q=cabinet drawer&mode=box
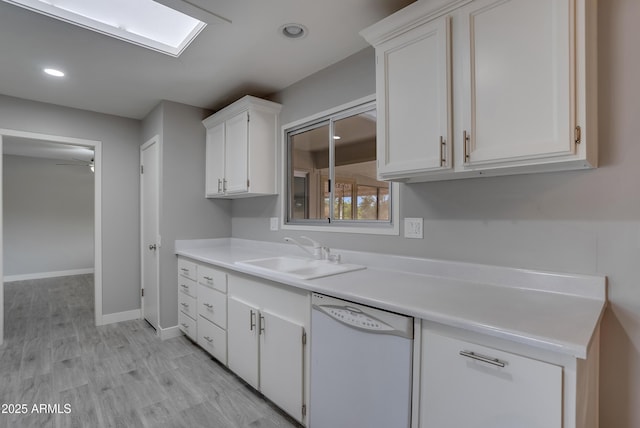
[178,258,197,281]
[420,330,562,428]
[179,311,197,340]
[197,284,227,329]
[198,264,227,293]
[198,315,227,365]
[178,276,197,298]
[179,291,197,320]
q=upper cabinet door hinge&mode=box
[141,288,144,297]
[140,165,144,174]
[302,330,307,346]
[575,125,582,144]
[247,179,250,189]
[247,112,250,123]
[302,404,307,418]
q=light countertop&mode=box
[175,238,606,359]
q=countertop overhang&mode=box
[175,238,606,359]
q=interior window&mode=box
[286,101,392,227]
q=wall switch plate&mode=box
[270,217,279,231]
[404,217,423,239]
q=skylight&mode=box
[3,0,207,56]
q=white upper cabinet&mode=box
[361,0,597,182]
[376,15,451,179]
[202,96,282,197]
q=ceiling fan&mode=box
[56,158,95,172]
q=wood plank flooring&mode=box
[0,275,301,428]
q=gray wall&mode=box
[0,94,140,316]
[142,101,232,328]
[231,0,640,426]
[3,154,94,276]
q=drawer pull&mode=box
[459,350,506,368]
[181,323,189,329]
[203,303,213,309]
[180,284,188,289]
[204,336,213,343]
[204,276,213,281]
[180,303,189,308]
[180,268,189,272]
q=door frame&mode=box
[140,135,161,331]
[0,128,103,345]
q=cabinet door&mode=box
[456,0,573,166]
[227,296,259,389]
[224,111,249,194]
[198,315,227,365]
[205,122,225,196]
[420,330,562,428]
[377,16,451,178]
[259,310,304,422]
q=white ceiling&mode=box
[0,0,414,120]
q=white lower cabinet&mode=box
[227,275,309,424]
[197,315,227,364]
[420,329,562,428]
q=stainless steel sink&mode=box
[235,256,365,280]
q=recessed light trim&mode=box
[43,68,65,77]
[280,23,307,39]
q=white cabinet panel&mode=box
[456,0,573,166]
[197,284,227,329]
[227,296,260,389]
[420,329,562,428]
[178,291,197,320]
[377,16,451,178]
[178,310,197,341]
[205,121,225,196]
[198,264,227,293]
[224,111,249,194]
[178,258,197,281]
[260,310,304,421]
[178,276,197,299]
[198,315,227,365]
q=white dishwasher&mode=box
[310,293,414,428]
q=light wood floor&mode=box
[0,275,301,428]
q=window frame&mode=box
[281,95,400,236]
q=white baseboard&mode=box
[101,309,141,325]
[4,268,94,282]
[159,325,183,341]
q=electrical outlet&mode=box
[404,217,423,239]
[270,217,279,231]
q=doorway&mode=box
[0,129,102,346]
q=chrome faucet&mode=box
[284,236,324,260]
[284,236,341,263]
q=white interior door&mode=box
[141,137,160,330]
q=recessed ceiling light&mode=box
[43,68,65,77]
[280,23,307,39]
[2,0,209,57]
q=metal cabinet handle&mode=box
[180,284,188,289]
[439,136,446,167]
[204,336,213,343]
[250,310,256,331]
[463,130,471,163]
[203,303,213,309]
[181,323,189,329]
[218,178,222,193]
[180,267,189,272]
[180,303,189,308]
[222,178,227,192]
[203,276,213,281]
[149,244,157,251]
[459,350,506,368]
[259,314,265,335]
